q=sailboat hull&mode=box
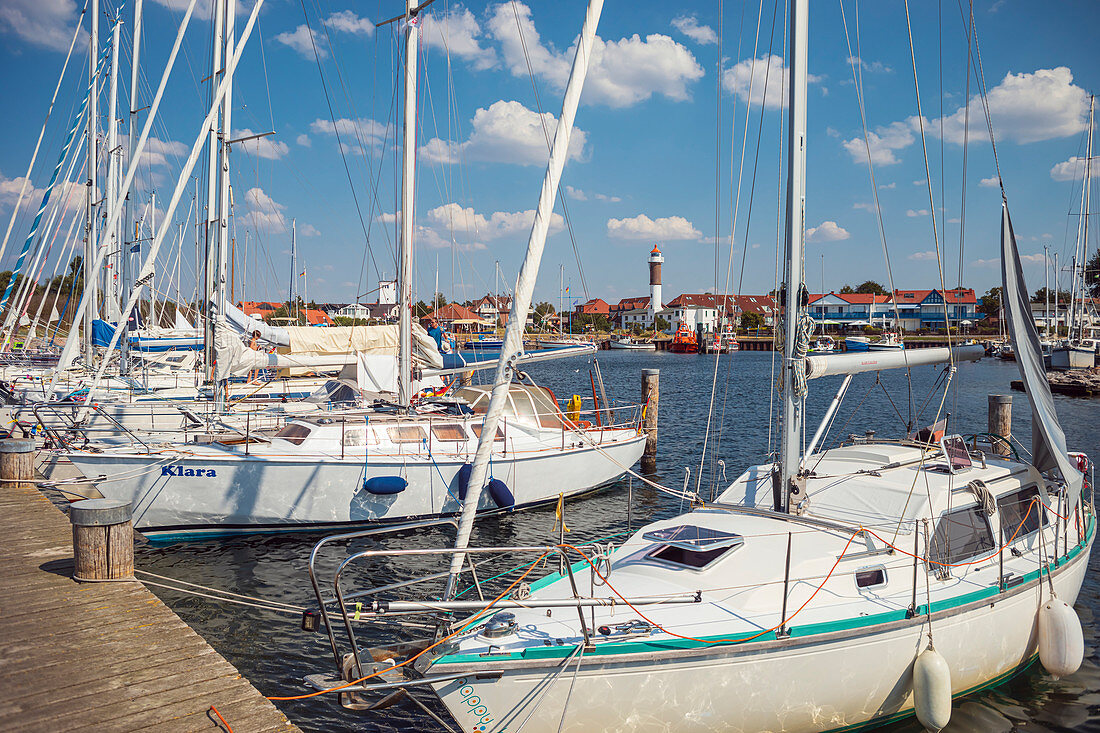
[1050,346,1096,370]
[430,534,1090,733]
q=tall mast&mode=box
[121,0,142,372]
[778,0,809,512]
[1079,96,1093,341]
[214,0,234,408]
[203,0,224,381]
[105,16,122,325]
[83,0,99,367]
[397,0,419,406]
[1044,243,1050,338]
[291,217,297,322]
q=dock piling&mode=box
[70,498,134,580]
[641,368,659,472]
[0,438,35,491]
[988,394,1012,457]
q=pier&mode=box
[0,480,300,733]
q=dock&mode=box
[0,481,300,733]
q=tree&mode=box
[432,292,448,309]
[593,315,611,332]
[1087,250,1100,298]
[855,280,888,296]
[839,284,855,294]
[977,286,1002,317]
[414,300,431,318]
[740,311,765,330]
[1032,287,1068,305]
[654,315,670,332]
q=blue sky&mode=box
[0,0,1097,311]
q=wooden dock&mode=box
[0,482,301,733]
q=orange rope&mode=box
[209,705,233,733]
[266,550,553,701]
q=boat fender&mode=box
[457,463,473,501]
[566,395,582,424]
[1038,598,1084,679]
[487,478,514,509]
[363,476,407,495]
[913,647,951,733]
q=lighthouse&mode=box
[648,245,663,323]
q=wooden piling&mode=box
[0,438,35,491]
[641,369,659,472]
[70,498,134,580]
[988,394,1012,457]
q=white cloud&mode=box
[0,0,87,52]
[671,15,717,45]
[853,202,875,212]
[240,187,316,238]
[595,192,622,203]
[121,135,189,168]
[378,203,559,251]
[842,119,916,165]
[908,251,938,261]
[1050,156,1088,182]
[0,169,85,216]
[233,128,289,160]
[276,11,374,59]
[311,117,391,155]
[421,6,497,71]
[298,223,321,237]
[565,185,587,201]
[296,134,311,147]
[971,258,999,268]
[805,220,850,243]
[879,182,896,190]
[722,54,788,110]
[420,100,586,166]
[845,55,893,74]
[979,176,999,188]
[933,67,1089,144]
[906,209,930,217]
[606,214,702,241]
[488,2,703,108]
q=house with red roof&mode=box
[808,292,892,325]
[573,298,610,316]
[892,288,977,330]
[430,303,492,332]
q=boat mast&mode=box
[290,218,297,321]
[105,15,122,325]
[121,0,141,372]
[397,0,418,406]
[1078,96,1093,342]
[1044,242,1050,338]
[83,0,99,367]
[203,0,224,382]
[214,0,235,408]
[778,0,809,512]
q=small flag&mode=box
[564,286,569,293]
[553,493,569,535]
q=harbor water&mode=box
[133,351,1100,732]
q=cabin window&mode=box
[928,505,996,568]
[274,423,312,445]
[642,526,743,570]
[855,566,887,589]
[997,486,1047,544]
[342,428,367,447]
[471,424,505,442]
[431,424,468,442]
[388,425,427,444]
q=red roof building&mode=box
[574,298,611,316]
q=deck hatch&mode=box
[643,526,744,570]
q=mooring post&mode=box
[70,499,134,581]
[641,368,659,472]
[0,438,35,491]
[988,394,1012,457]
[459,370,473,387]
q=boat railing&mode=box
[303,536,701,701]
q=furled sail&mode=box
[1001,203,1083,509]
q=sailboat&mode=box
[60,0,645,539]
[299,3,1093,731]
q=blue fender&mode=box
[363,476,407,495]
[487,478,514,509]
[456,463,473,500]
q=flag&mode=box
[553,493,569,535]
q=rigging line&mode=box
[0,0,88,271]
[838,0,914,430]
[706,0,780,490]
[957,3,1004,202]
[294,0,381,284]
[955,1,972,293]
[903,0,955,356]
[509,0,590,304]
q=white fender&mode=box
[913,647,952,733]
[1038,598,1084,679]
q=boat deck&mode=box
[0,481,300,732]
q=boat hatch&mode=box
[274,423,312,445]
[642,526,744,570]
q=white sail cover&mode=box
[1001,204,1083,509]
[805,345,984,379]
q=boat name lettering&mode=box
[454,678,501,732]
[161,465,218,478]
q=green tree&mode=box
[1032,287,1068,305]
[432,292,448,310]
[855,280,888,296]
[654,315,670,332]
[977,286,1003,317]
[740,311,765,330]
[533,301,556,319]
[839,284,855,294]
[414,300,432,318]
[593,315,611,332]
[1087,249,1100,298]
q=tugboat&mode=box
[668,323,699,353]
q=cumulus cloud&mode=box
[232,128,289,160]
[671,15,717,45]
[120,135,189,168]
[845,55,892,74]
[377,203,560,251]
[908,251,938,261]
[0,169,86,217]
[906,209,930,217]
[487,2,703,108]
[0,0,87,52]
[240,187,317,237]
[296,134,311,147]
[606,214,702,241]
[310,117,391,155]
[979,176,1000,188]
[842,119,916,165]
[722,54,788,110]
[420,100,586,166]
[805,220,850,243]
[565,185,620,203]
[276,10,373,59]
[421,5,497,71]
[1050,156,1088,182]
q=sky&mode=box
[0,0,1098,313]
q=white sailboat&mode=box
[299,4,1094,731]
